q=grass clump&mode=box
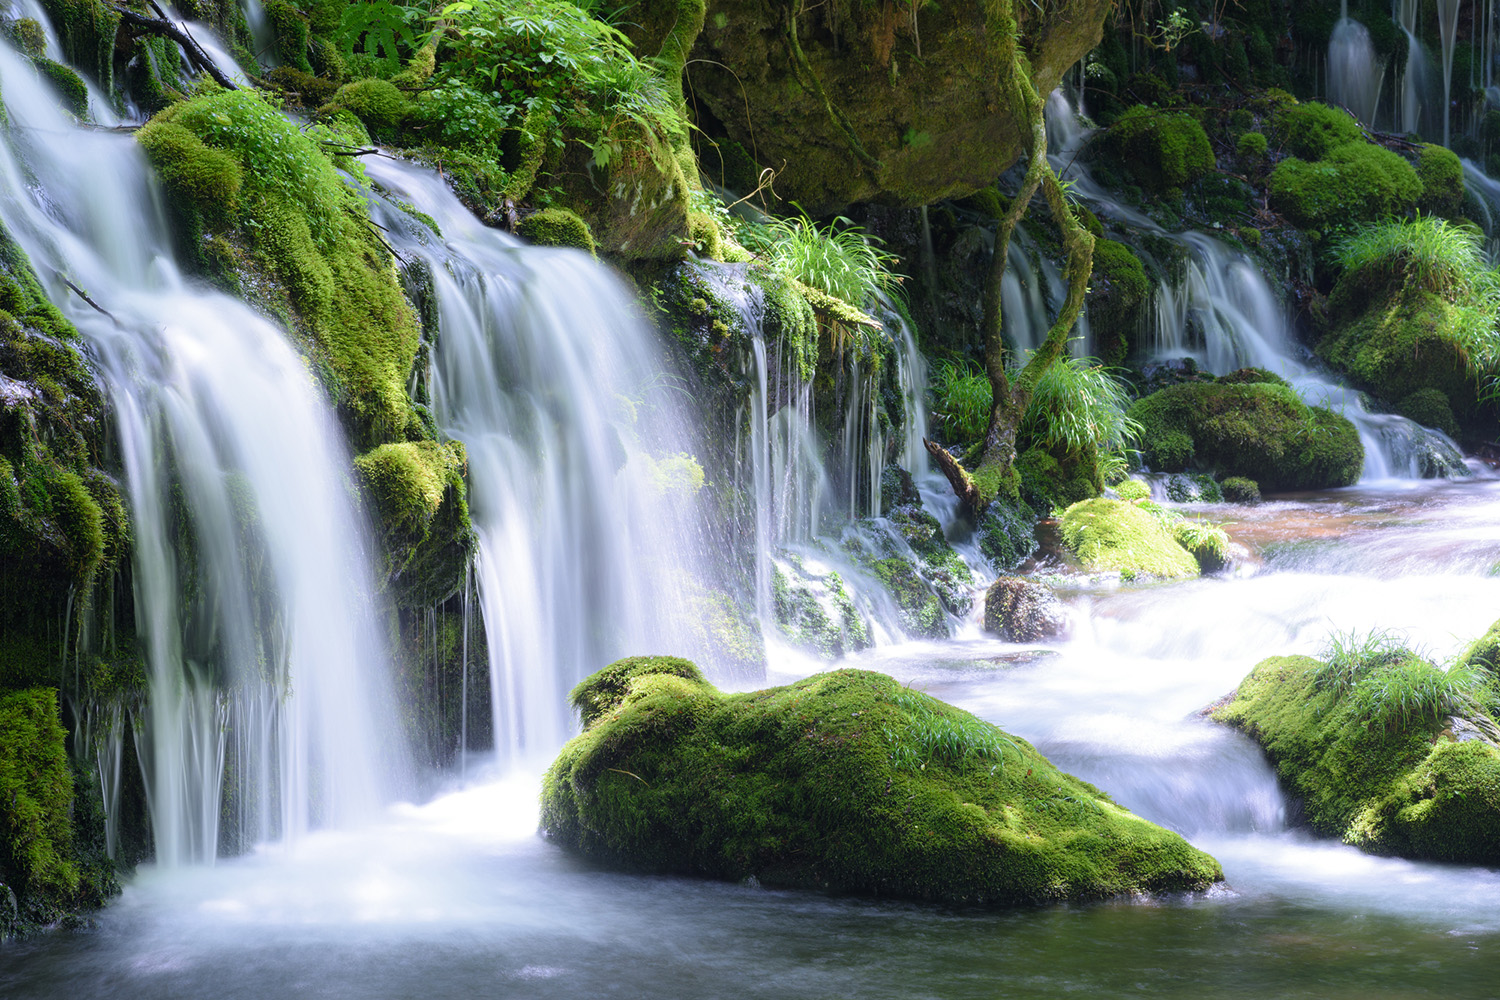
[1216,638,1500,863]
[543,658,1223,904]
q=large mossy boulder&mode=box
[1215,651,1500,864]
[543,657,1223,904]
[1094,106,1214,193]
[1268,141,1422,231]
[353,440,475,605]
[1128,376,1364,491]
[1058,497,1199,579]
[687,0,1112,213]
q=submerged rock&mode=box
[1215,650,1500,864]
[983,577,1067,642]
[542,656,1223,905]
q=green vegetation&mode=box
[1269,142,1423,231]
[1236,131,1268,160]
[1416,145,1464,217]
[982,576,1065,641]
[1272,101,1363,160]
[353,440,475,605]
[138,88,424,448]
[1128,377,1364,491]
[1103,106,1215,192]
[1058,497,1200,579]
[517,207,597,256]
[1220,476,1261,503]
[542,657,1223,904]
[1216,641,1500,863]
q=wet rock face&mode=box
[982,576,1067,642]
[687,0,1112,214]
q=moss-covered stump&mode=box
[1127,377,1363,491]
[354,440,475,606]
[1058,497,1199,580]
[543,657,1223,904]
[1215,654,1500,863]
[687,0,1111,213]
[983,577,1066,642]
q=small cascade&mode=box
[1438,0,1462,146]
[363,160,743,760]
[1328,14,1385,125]
[1046,91,1467,482]
[1396,0,1435,136]
[0,39,399,862]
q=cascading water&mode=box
[1396,0,1435,136]
[362,159,746,758]
[1047,91,1467,482]
[1327,5,1385,125]
[1438,0,1462,146]
[0,39,397,862]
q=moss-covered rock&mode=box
[976,494,1038,572]
[982,576,1066,641]
[516,207,597,256]
[1087,238,1149,363]
[39,0,117,89]
[1058,497,1199,579]
[1220,476,1261,503]
[1395,387,1460,438]
[773,561,869,658]
[1098,106,1215,192]
[687,0,1112,213]
[1016,446,1100,513]
[875,466,974,619]
[32,57,88,117]
[353,440,475,605]
[324,78,409,141]
[1416,144,1464,217]
[542,657,1223,904]
[0,687,119,936]
[1268,141,1423,231]
[1128,381,1364,491]
[1271,101,1363,160]
[1215,653,1500,863]
[137,89,425,450]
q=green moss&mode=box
[1396,387,1460,437]
[0,687,78,902]
[267,66,340,109]
[264,0,311,72]
[543,659,1223,904]
[517,207,597,257]
[1087,239,1148,361]
[1128,382,1363,491]
[1416,144,1464,217]
[5,18,46,58]
[1272,101,1364,160]
[1016,447,1098,513]
[1318,290,1478,412]
[32,58,87,117]
[1236,130,1268,160]
[354,440,475,605]
[976,494,1037,571]
[1220,476,1261,503]
[1058,497,1199,579]
[1102,106,1215,193]
[773,563,867,659]
[326,78,409,142]
[38,0,117,89]
[1216,654,1500,863]
[869,556,949,638]
[138,89,424,448]
[1268,142,1422,231]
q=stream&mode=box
[6,479,1500,997]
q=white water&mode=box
[1438,0,1462,146]
[363,159,747,761]
[1396,0,1436,136]
[1047,92,1466,482]
[0,39,397,862]
[1328,16,1385,125]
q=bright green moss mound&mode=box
[1128,381,1363,491]
[1220,476,1261,503]
[1416,144,1464,217]
[1058,497,1199,579]
[1105,106,1215,192]
[33,58,88,117]
[516,207,597,256]
[1215,655,1500,863]
[1269,142,1422,230]
[1272,101,1363,160]
[543,658,1223,904]
[326,78,409,142]
[354,440,474,605]
[1318,290,1478,408]
[137,89,423,448]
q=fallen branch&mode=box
[924,438,983,512]
[54,271,121,326]
[108,4,240,91]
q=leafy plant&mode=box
[1314,626,1417,696]
[748,214,902,309]
[928,358,992,443]
[338,0,425,72]
[1017,354,1141,458]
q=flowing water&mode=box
[0,39,399,859]
[6,480,1500,997]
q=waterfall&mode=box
[0,40,399,863]
[1438,0,1462,145]
[1045,92,1466,482]
[1328,16,1385,125]
[1396,0,1434,136]
[362,160,749,759]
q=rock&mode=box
[1058,497,1199,579]
[686,0,1112,213]
[1127,376,1363,491]
[982,577,1067,642]
[1214,652,1500,864]
[543,657,1224,905]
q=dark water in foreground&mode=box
[7,481,1500,998]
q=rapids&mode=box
[5,480,1500,996]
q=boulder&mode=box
[543,657,1224,904]
[983,577,1067,642]
[1058,497,1199,579]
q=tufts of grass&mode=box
[1018,355,1142,458]
[744,214,903,310]
[1314,627,1415,696]
[928,358,991,443]
[886,688,1013,771]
